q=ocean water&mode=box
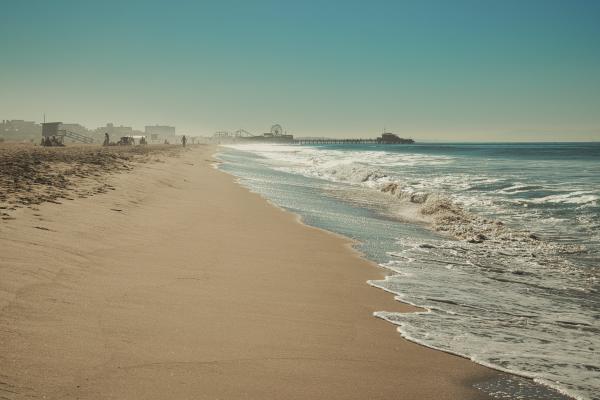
[216,142,600,400]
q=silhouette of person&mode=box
[181,135,187,147]
[103,132,110,146]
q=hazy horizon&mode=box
[1,1,599,141]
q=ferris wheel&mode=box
[270,124,283,136]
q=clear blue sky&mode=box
[1,0,599,140]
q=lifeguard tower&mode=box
[42,122,94,145]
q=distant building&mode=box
[92,123,145,140]
[145,125,176,142]
[378,132,414,144]
[0,119,41,141]
[94,123,134,137]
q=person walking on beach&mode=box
[103,132,110,146]
[181,135,187,147]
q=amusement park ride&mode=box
[214,124,292,142]
[213,124,414,145]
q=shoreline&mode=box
[2,144,504,399]
[215,145,579,400]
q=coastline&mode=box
[1,144,502,399]
[217,142,597,400]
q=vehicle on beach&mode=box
[117,136,135,146]
[116,135,147,146]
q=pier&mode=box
[213,125,415,145]
[293,138,378,144]
[294,133,414,145]
[293,138,411,145]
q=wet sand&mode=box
[0,144,501,399]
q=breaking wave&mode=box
[221,143,600,400]
[236,149,585,255]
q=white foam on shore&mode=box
[373,310,583,400]
[217,144,600,400]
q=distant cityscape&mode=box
[1,120,417,145]
[0,119,183,144]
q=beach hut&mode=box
[42,122,62,138]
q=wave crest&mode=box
[319,163,388,184]
[377,180,585,254]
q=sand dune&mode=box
[0,143,182,219]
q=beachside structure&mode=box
[42,122,94,144]
[41,122,61,138]
[61,123,91,136]
[293,133,414,144]
[95,123,137,137]
[0,119,42,141]
[379,132,415,144]
[145,124,176,143]
[214,125,414,145]
[240,124,294,143]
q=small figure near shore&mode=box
[140,136,147,145]
[181,135,187,147]
[103,133,110,146]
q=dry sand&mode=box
[0,143,181,218]
[0,144,503,399]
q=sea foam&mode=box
[220,143,600,400]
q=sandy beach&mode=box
[0,144,503,399]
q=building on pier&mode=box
[378,132,415,144]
